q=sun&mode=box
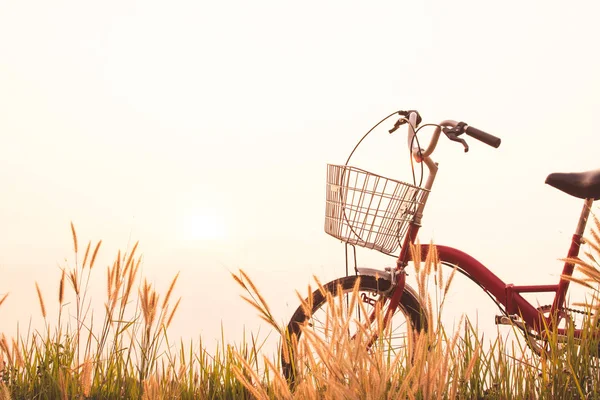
[183,212,227,241]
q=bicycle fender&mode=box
[356,267,392,282]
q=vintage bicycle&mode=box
[281,109,599,382]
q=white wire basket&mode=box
[324,164,429,255]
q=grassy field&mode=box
[1,222,600,399]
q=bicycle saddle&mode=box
[545,169,600,200]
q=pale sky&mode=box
[2,0,600,352]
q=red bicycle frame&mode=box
[380,112,595,338]
[383,197,593,338]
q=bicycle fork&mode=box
[357,269,407,350]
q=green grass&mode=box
[2,221,600,399]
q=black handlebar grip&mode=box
[465,126,501,148]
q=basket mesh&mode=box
[324,164,428,255]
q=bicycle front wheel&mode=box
[281,274,428,383]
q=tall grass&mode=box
[0,225,263,399]
[231,229,600,399]
[1,221,600,398]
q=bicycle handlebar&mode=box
[400,112,501,160]
[464,125,501,148]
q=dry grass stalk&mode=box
[315,318,345,379]
[115,250,121,284]
[239,294,272,329]
[106,267,113,305]
[69,270,79,295]
[34,281,46,319]
[124,241,139,273]
[411,243,421,274]
[437,260,444,290]
[89,240,102,269]
[425,242,438,276]
[162,272,180,310]
[11,338,23,368]
[134,256,142,278]
[140,280,159,329]
[262,356,293,400]
[141,377,160,400]
[140,280,150,323]
[58,369,68,400]
[230,272,247,290]
[70,221,78,254]
[464,343,481,381]
[565,275,596,292]
[232,348,272,400]
[239,270,272,320]
[566,258,600,282]
[0,382,9,400]
[444,267,457,297]
[0,293,8,308]
[110,275,121,306]
[122,257,131,279]
[0,335,10,362]
[80,359,92,397]
[295,287,313,320]
[584,218,600,256]
[166,298,181,329]
[82,240,91,268]
[121,258,140,309]
[59,269,65,305]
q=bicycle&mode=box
[281,109,600,382]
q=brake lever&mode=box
[388,110,422,134]
[388,119,405,134]
[443,122,469,152]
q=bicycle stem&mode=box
[401,112,449,262]
[381,112,445,325]
[405,116,467,233]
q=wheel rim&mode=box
[284,279,419,381]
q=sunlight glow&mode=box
[183,212,227,241]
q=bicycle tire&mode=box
[281,274,428,383]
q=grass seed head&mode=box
[69,270,79,295]
[0,293,8,308]
[162,272,180,309]
[80,359,93,397]
[70,221,78,254]
[35,281,46,319]
[0,382,9,400]
[11,338,23,368]
[107,267,113,302]
[59,269,65,305]
[89,240,102,270]
[166,297,181,329]
[82,240,91,268]
[0,335,9,359]
[124,241,139,273]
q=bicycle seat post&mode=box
[551,197,594,314]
